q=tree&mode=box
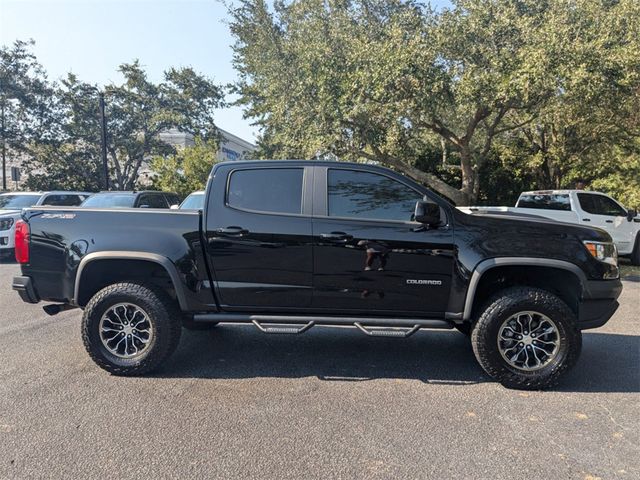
[497,0,640,195]
[0,39,59,190]
[150,138,220,198]
[25,60,225,191]
[230,0,638,205]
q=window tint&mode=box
[517,194,571,211]
[138,193,168,208]
[578,193,626,216]
[228,168,303,214]
[180,193,205,210]
[164,193,180,207]
[41,194,85,206]
[0,194,41,209]
[328,169,421,221]
[82,194,136,208]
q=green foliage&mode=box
[230,0,640,205]
[9,45,225,192]
[150,138,220,198]
[0,39,59,188]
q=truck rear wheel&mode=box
[471,287,582,390]
[81,282,182,376]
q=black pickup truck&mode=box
[12,161,622,389]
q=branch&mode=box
[361,146,468,205]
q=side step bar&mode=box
[191,313,453,336]
[354,323,421,338]
[252,320,315,335]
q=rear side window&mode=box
[164,193,180,207]
[138,193,168,208]
[227,168,303,215]
[517,194,571,211]
[82,194,135,208]
[328,169,421,222]
[41,194,85,206]
[578,193,626,216]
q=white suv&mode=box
[0,191,91,257]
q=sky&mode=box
[1,0,452,143]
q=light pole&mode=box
[1,99,6,191]
[98,92,109,190]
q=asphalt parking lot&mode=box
[0,260,638,479]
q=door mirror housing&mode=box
[627,209,638,221]
[414,200,441,226]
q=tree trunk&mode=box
[459,147,476,205]
[380,154,469,206]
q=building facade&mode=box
[2,127,256,191]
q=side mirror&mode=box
[627,209,638,221]
[414,200,441,226]
[170,204,180,210]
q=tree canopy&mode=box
[150,137,220,198]
[230,0,640,206]
[23,61,225,191]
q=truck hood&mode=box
[459,210,612,243]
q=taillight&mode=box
[14,220,30,264]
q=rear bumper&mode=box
[577,279,623,330]
[12,276,40,304]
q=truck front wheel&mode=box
[471,287,582,390]
[81,282,182,376]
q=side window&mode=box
[578,193,625,216]
[164,194,180,207]
[41,194,84,206]
[227,168,303,215]
[138,194,168,208]
[328,169,422,222]
[517,194,571,211]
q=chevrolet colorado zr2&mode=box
[12,161,622,389]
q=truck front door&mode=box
[311,167,455,315]
[577,192,635,254]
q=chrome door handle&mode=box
[217,226,249,236]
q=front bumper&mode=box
[577,279,623,330]
[0,223,16,250]
[12,276,40,304]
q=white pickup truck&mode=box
[459,190,640,265]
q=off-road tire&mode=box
[82,282,182,376]
[471,287,582,390]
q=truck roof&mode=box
[0,191,92,196]
[216,159,383,169]
[520,190,605,195]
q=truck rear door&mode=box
[204,164,313,309]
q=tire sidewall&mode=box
[485,300,571,380]
[472,288,582,389]
[83,285,173,370]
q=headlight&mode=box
[0,217,15,231]
[583,241,618,267]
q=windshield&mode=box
[0,194,42,210]
[81,193,135,208]
[180,193,205,209]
